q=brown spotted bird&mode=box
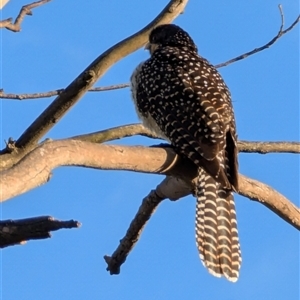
[130,24,241,282]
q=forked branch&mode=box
[0,0,52,32]
[0,0,188,173]
[105,171,300,275]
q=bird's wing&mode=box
[135,57,231,187]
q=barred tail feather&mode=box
[195,168,241,282]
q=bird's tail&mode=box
[195,168,241,282]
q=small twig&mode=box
[281,14,300,35]
[215,7,300,68]
[90,84,130,92]
[0,84,130,100]
[0,0,52,32]
[0,216,81,248]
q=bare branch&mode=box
[90,84,130,92]
[0,216,80,248]
[105,172,300,274]
[0,89,65,100]
[2,7,299,100]
[105,190,165,274]
[5,0,187,153]
[0,124,158,172]
[0,0,52,32]
[0,84,130,100]
[0,141,178,201]
[0,0,188,174]
[238,141,300,154]
[0,140,298,231]
[0,123,298,173]
[238,175,300,231]
[215,7,300,68]
[70,123,300,154]
[70,124,159,143]
[104,176,191,274]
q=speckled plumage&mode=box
[130,24,241,282]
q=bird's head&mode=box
[145,24,198,55]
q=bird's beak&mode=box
[144,43,151,51]
[145,43,158,55]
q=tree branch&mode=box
[215,6,300,68]
[1,123,299,173]
[69,123,300,154]
[0,84,130,100]
[237,141,300,154]
[3,0,187,153]
[105,172,300,274]
[70,124,159,143]
[238,175,300,230]
[0,216,80,248]
[104,189,165,274]
[1,7,298,100]
[0,124,155,171]
[104,176,191,274]
[0,0,52,32]
[0,140,298,230]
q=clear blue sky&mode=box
[1,1,299,299]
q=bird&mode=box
[130,24,241,282]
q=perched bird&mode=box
[130,24,241,282]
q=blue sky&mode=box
[1,1,299,299]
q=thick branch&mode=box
[1,123,299,173]
[0,124,159,171]
[0,141,181,201]
[0,0,51,32]
[0,140,298,231]
[0,216,80,248]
